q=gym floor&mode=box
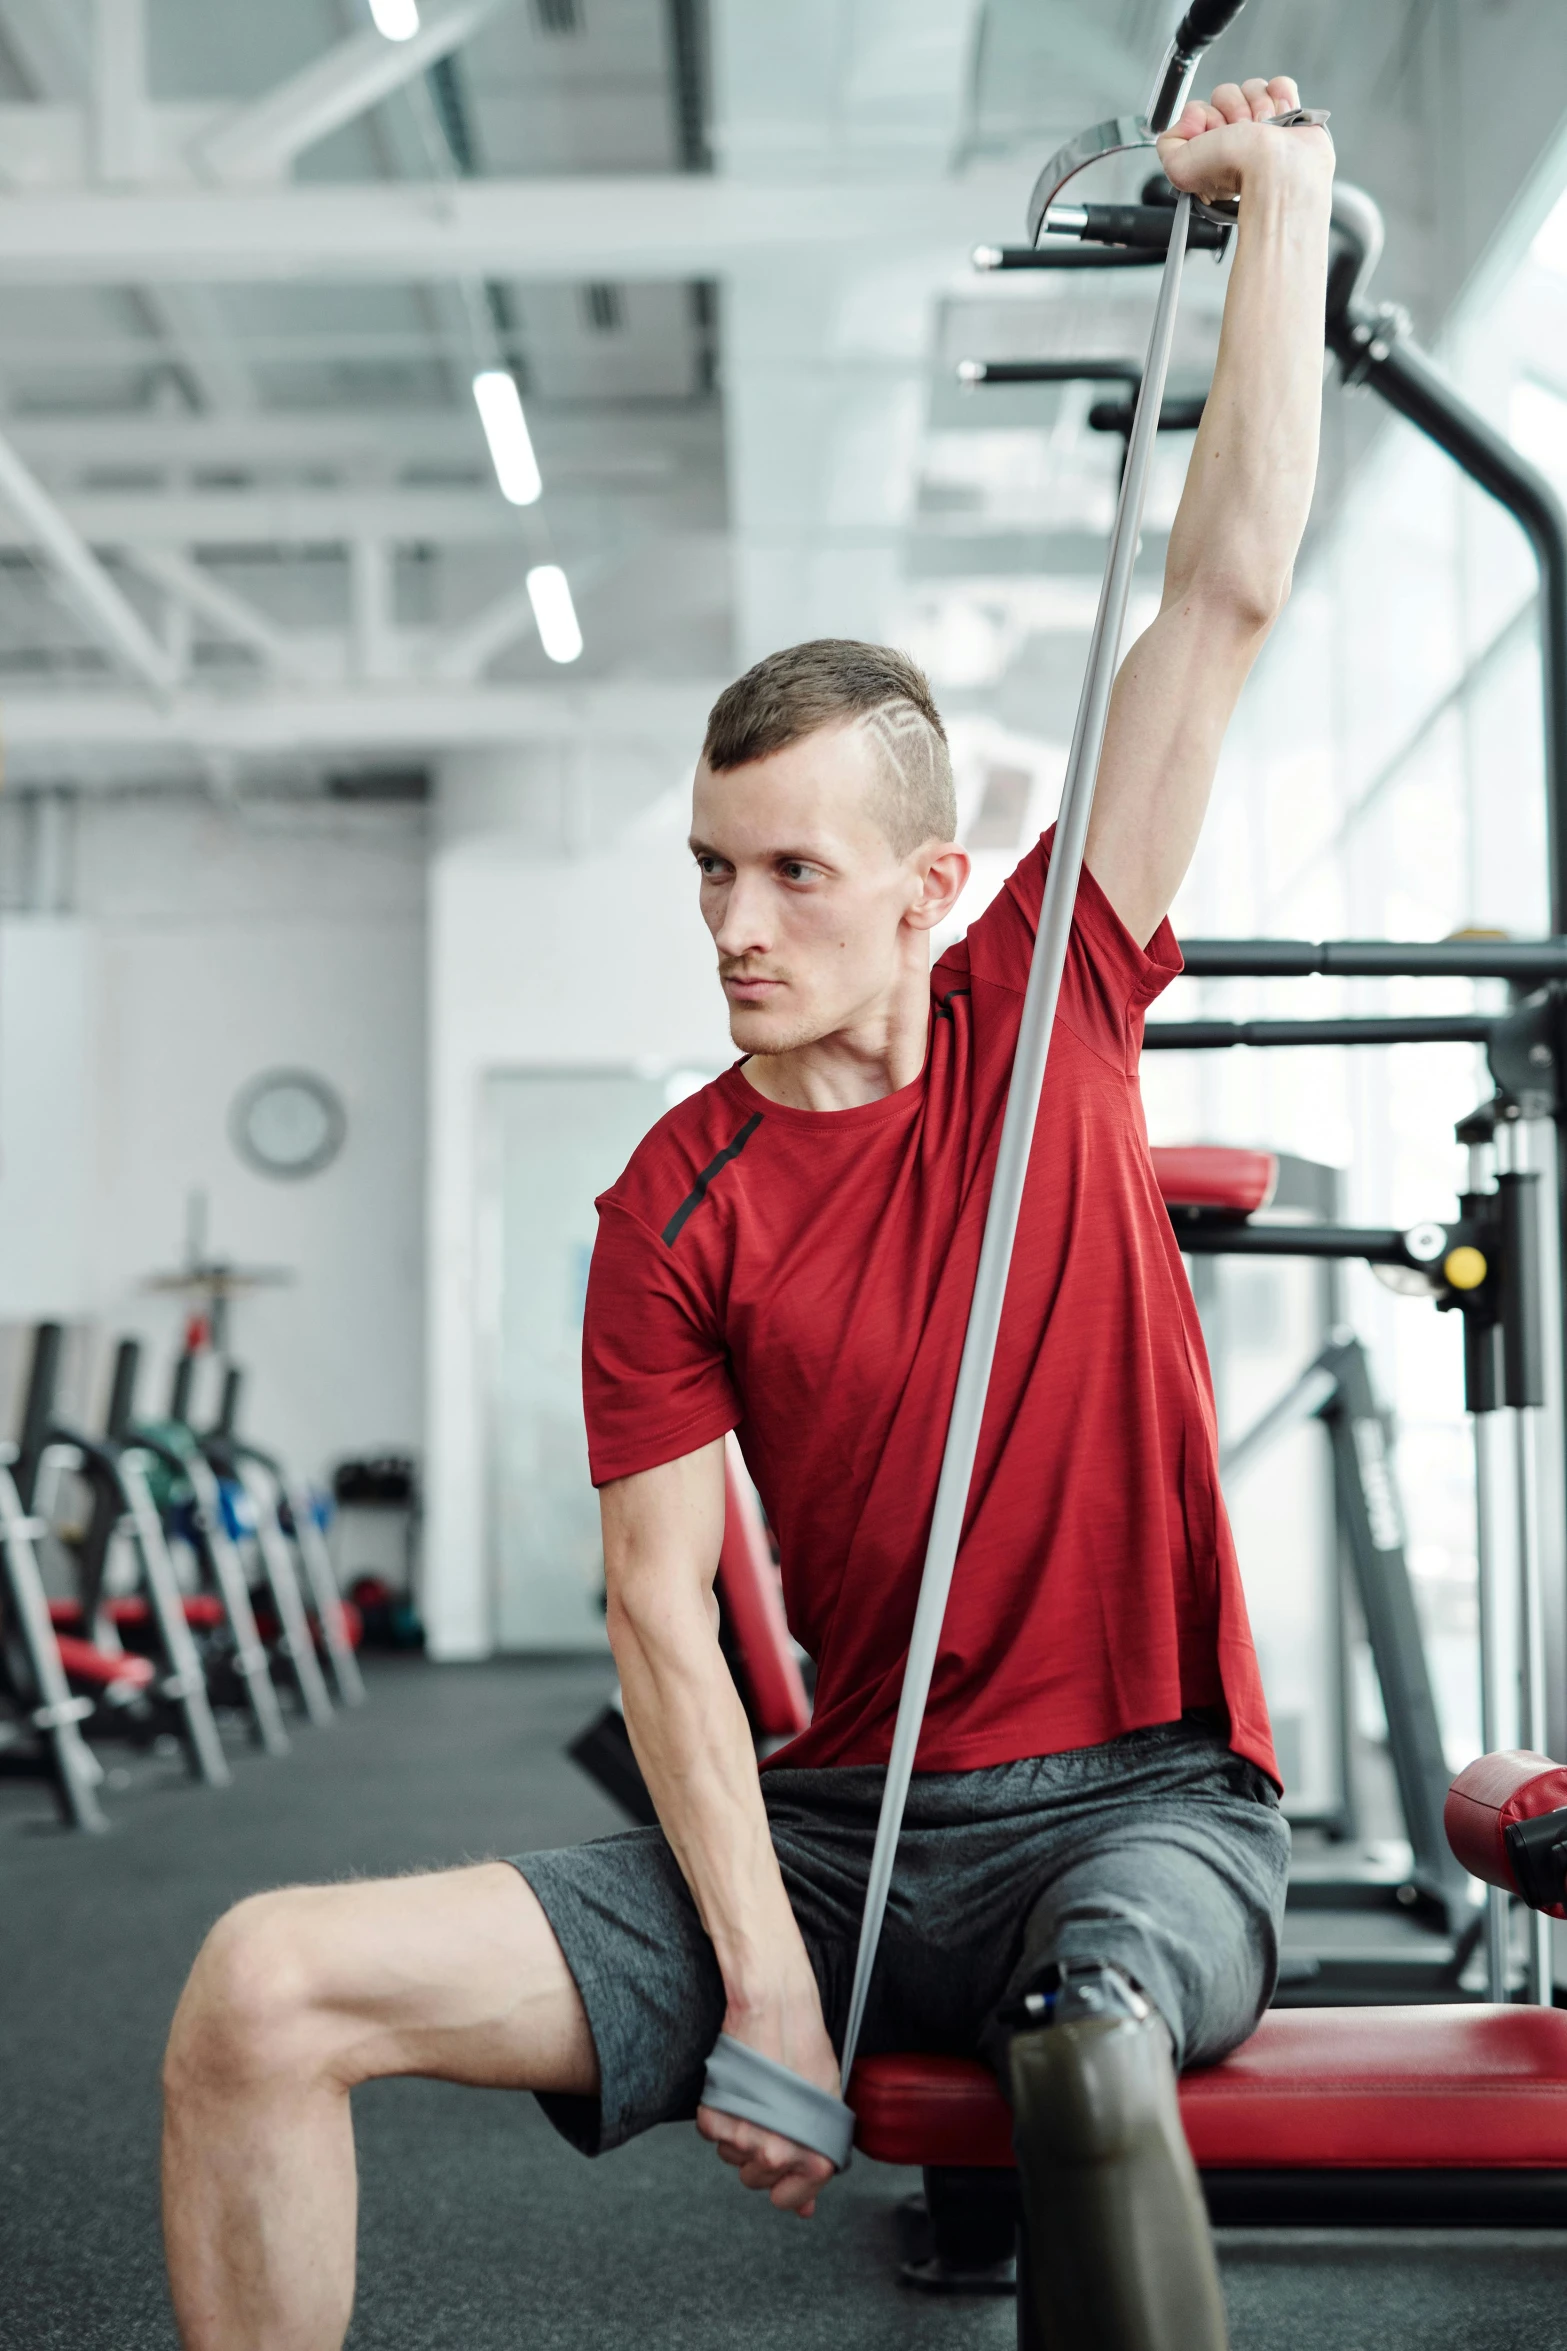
[4,1660,1565,2351]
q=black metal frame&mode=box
[114,1339,292,1759]
[171,1350,335,1731]
[969,182,1567,1474]
[16,1323,232,1792]
[1203,1330,1464,1926]
[0,1453,106,1832]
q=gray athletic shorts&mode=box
[511,1713,1289,2156]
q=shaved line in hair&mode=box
[853,698,957,858]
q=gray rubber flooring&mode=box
[3,1655,1567,2349]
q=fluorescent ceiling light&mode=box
[527,565,583,664]
[369,0,421,38]
[472,370,542,506]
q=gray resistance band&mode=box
[699,3,1330,2174]
[696,192,1191,2176]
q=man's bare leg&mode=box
[162,1862,597,2351]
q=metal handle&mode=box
[1147,0,1251,130]
[1177,0,1249,43]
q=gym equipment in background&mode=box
[169,1346,334,1730]
[214,1365,365,1709]
[1147,960,1561,2008]
[14,1323,231,1790]
[141,1190,292,1359]
[967,168,1567,1564]
[1447,1749,1567,1917]
[568,1435,810,1823]
[115,1341,292,1760]
[0,1442,111,1832]
[333,1452,421,1643]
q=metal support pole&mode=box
[1503,1124,1554,2003]
[1473,1412,1512,2000]
[1517,1400,1554,2003]
[1467,1128,1513,2000]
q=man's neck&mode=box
[738,967,932,1112]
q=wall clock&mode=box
[229,1069,346,1181]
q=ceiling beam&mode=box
[6,409,683,476]
[92,0,148,184]
[0,418,176,692]
[3,484,673,547]
[137,282,256,412]
[432,575,538,679]
[193,0,517,186]
[0,0,88,106]
[120,544,326,680]
[0,679,723,753]
[25,485,547,546]
[0,168,1020,280]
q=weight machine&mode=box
[964,124,1567,2016]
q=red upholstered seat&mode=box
[50,1595,227,1632]
[718,1437,810,1739]
[850,2007,1567,2171]
[53,1635,156,1691]
[1151,1145,1277,1216]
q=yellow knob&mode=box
[1443,1246,1488,1290]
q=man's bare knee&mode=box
[165,1890,332,2106]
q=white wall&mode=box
[426,748,731,1658]
[0,918,95,1318]
[0,795,426,1483]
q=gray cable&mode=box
[836,193,1195,2085]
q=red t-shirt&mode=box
[582,830,1277,1784]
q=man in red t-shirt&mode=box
[162,83,1332,2351]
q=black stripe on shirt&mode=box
[662,1111,764,1247]
[933,986,971,1023]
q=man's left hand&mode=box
[1156,76,1333,208]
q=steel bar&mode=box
[1180,939,1567,979]
[1145,1015,1497,1049]
[1473,1412,1512,2001]
[1171,1221,1412,1264]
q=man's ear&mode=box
[905,842,970,933]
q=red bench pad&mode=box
[1151,1145,1277,1215]
[850,2007,1567,2171]
[53,1635,156,1691]
[50,1595,227,1632]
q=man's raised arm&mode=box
[1084,75,1335,946]
[599,1440,839,2213]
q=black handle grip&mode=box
[15,1321,64,1510]
[107,1337,141,1443]
[1174,0,1249,51]
[218,1363,244,1440]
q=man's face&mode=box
[689,725,942,1057]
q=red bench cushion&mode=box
[50,1595,227,1632]
[53,1635,156,1691]
[850,2007,1567,2170]
[1151,1145,1277,1215]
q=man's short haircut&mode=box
[701,639,957,857]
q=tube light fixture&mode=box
[526,565,583,664]
[369,0,421,38]
[472,369,542,506]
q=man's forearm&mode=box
[609,1578,815,2016]
[1164,150,1333,623]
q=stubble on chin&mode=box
[727,1004,820,1058]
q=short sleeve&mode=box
[960,825,1182,1071]
[581,1198,740,1485]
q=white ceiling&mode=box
[0,0,1560,802]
